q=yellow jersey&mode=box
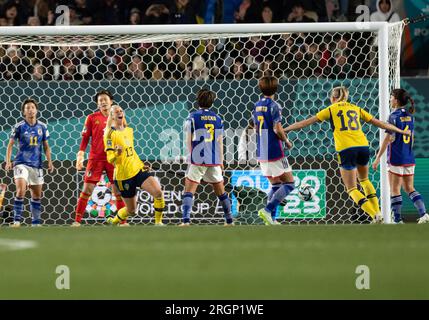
[316,102,373,152]
[104,127,144,181]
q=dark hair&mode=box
[4,1,18,12]
[94,90,114,103]
[21,98,39,115]
[379,0,391,10]
[196,88,216,109]
[259,76,278,96]
[391,88,415,114]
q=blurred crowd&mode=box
[0,0,402,81]
[0,0,401,26]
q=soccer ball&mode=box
[298,184,315,201]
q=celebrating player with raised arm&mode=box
[180,88,233,226]
[285,86,411,223]
[252,77,294,226]
[104,105,165,226]
[5,99,54,227]
[73,90,126,226]
[372,89,428,224]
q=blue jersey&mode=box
[386,108,415,166]
[11,120,49,169]
[186,109,223,166]
[252,97,284,162]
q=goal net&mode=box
[0,22,404,225]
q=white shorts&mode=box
[259,158,292,178]
[186,165,223,184]
[388,165,415,176]
[13,164,44,185]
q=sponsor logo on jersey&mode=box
[400,116,412,122]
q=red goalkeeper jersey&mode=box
[79,111,108,161]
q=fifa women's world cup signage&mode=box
[229,170,327,220]
[78,169,326,224]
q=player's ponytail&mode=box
[407,95,415,114]
[391,89,415,114]
[330,86,349,103]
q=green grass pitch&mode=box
[0,224,428,299]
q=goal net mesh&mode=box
[0,23,404,225]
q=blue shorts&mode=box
[337,147,370,170]
[114,170,153,198]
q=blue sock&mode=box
[391,195,402,223]
[13,197,24,222]
[31,198,42,225]
[218,193,233,224]
[266,183,295,213]
[182,192,193,223]
[409,191,427,217]
[268,183,281,219]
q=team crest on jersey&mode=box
[124,184,129,190]
[107,140,112,147]
[87,170,92,178]
[95,120,100,125]
[38,128,42,135]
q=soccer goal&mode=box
[0,22,405,225]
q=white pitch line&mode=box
[0,238,38,251]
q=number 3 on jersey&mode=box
[205,123,214,142]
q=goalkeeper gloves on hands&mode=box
[76,151,85,170]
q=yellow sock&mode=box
[359,179,380,214]
[348,188,376,218]
[154,197,165,224]
[112,207,128,225]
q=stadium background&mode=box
[0,0,428,223]
[0,0,429,301]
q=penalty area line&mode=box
[0,238,38,251]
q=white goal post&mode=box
[0,22,404,225]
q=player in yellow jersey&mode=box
[284,86,411,222]
[104,105,165,226]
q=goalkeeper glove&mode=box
[76,151,85,170]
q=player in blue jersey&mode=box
[252,76,293,225]
[5,99,54,227]
[180,88,233,226]
[373,89,428,224]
